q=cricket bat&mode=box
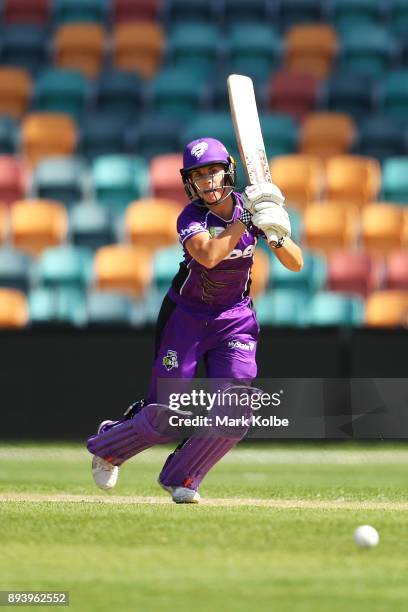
[227,74,272,186]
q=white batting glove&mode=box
[252,204,291,245]
[242,182,285,215]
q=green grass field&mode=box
[0,442,407,612]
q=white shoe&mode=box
[158,480,200,504]
[91,420,119,490]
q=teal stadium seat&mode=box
[226,24,281,80]
[380,69,408,122]
[390,0,408,34]
[54,0,108,24]
[168,23,220,77]
[320,70,375,121]
[37,245,93,289]
[148,68,205,117]
[86,290,139,325]
[277,0,323,31]
[340,25,396,77]
[260,113,298,157]
[80,112,128,158]
[28,286,86,325]
[269,250,327,293]
[357,116,407,161]
[70,204,117,250]
[163,0,217,25]
[254,289,309,326]
[381,157,408,204]
[330,0,383,29]
[0,248,33,292]
[305,291,364,326]
[92,155,149,212]
[96,69,143,118]
[33,69,90,120]
[0,25,47,74]
[223,0,273,24]
[124,115,184,159]
[0,116,18,153]
[33,156,86,206]
[183,112,236,153]
[153,245,182,289]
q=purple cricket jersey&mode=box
[168,192,265,314]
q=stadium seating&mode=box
[93,244,153,297]
[327,250,381,297]
[54,0,108,24]
[113,22,165,78]
[153,244,182,289]
[379,69,408,122]
[86,289,139,325]
[183,112,236,154]
[124,115,184,159]
[356,116,407,161]
[150,153,187,203]
[54,23,106,79]
[329,0,383,29]
[0,68,32,119]
[254,289,308,326]
[3,0,50,25]
[306,291,364,326]
[0,117,18,153]
[32,156,86,205]
[269,155,325,209]
[9,199,68,256]
[385,250,408,290]
[225,24,282,80]
[320,71,375,120]
[162,0,217,25]
[0,287,28,328]
[33,69,89,120]
[268,71,318,121]
[382,157,408,203]
[325,156,381,205]
[79,112,127,158]
[28,286,86,325]
[250,249,269,299]
[284,24,338,80]
[390,0,408,34]
[365,290,408,326]
[167,23,220,77]
[269,250,327,293]
[340,25,396,77]
[69,204,117,251]
[0,204,8,243]
[37,245,93,289]
[0,25,48,74]
[277,0,323,31]
[300,112,356,158]
[125,199,181,251]
[259,113,299,157]
[303,203,359,255]
[0,156,25,205]
[360,203,408,256]
[223,0,272,24]
[21,113,77,165]
[147,67,205,117]
[95,69,143,117]
[113,0,160,22]
[0,247,33,292]
[92,154,149,213]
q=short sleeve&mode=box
[177,209,208,245]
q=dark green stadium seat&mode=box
[382,157,408,203]
[54,0,108,24]
[167,23,220,77]
[390,0,408,34]
[33,69,90,120]
[380,69,408,122]
[148,68,205,117]
[0,116,18,153]
[277,0,323,31]
[95,69,143,118]
[124,115,184,159]
[357,116,407,161]
[269,250,327,293]
[340,25,396,77]
[33,156,86,206]
[320,71,375,120]
[223,0,273,24]
[162,0,218,25]
[254,289,309,326]
[183,112,236,153]
[70,204,116,250]
[305,291,364,326]
[79,112,128,158]
[0,25,48,74]
[37,245,93,289]
[329,0,383,29]
[0,248,33,292]
[92,154,149,213]
[260,113,298,157]
[226,24,281,80]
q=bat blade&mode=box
[227,74,272,185]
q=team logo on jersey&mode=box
[191,141,209,159]
[162,350,179,371]
[228,340,255,351]
[208,226,224,238]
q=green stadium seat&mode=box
[92,155,149,213]
[37,245,93,289]
[380,69,408,122]
[95,69,143,118]
[0,247,33,292]
[33,156,86,206]
[124,115,184,159]
[57,286,87,325]
[54,0,108,24]
[70,204,117,250]
[86,290,139,325]
[80,112,128,158]
[28,286,57,323]
[254,289,309,326]
[382,157,408,204]
[305,291,364,326]
[260,113,298,157]
[390,0,408,34]
[28,286,86,325]
[320,71,375,121]
[163,0,217,25]
[33,69,90,120]
[269,250,327,293]
[226,24,281,80]
[277,0,323,31]
[0,117,18,153]
[223,0,273,24]
[357,115,407,161]
[148,68,205,117]
[329,0,383,29]
[0,25,47,74]
[340,25,396,77]
[153,245,182,289]
[167,23,220,77]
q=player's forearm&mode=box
[270,237,303,271]
[195,221,246,268]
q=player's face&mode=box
[189,164,228,204]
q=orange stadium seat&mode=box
[325,155,381,206]
[113,22,165,78]
[361,203,408,257]
[268,71,318,122]
[303,202,359,256]
[0,68,32,119]
[125,199,181,251]
[365,290,408,327]
[328,250,381,297]
[94,244,153,297]
[0,156,25,205]
[269,155,325,209]
[150,154,187,204]
[285,24,338,80]
[250,249,269,299]
[54,23,106,79]
[0,288,28,328]
[113,0,160,22]
[21,113,77,166]
[0,204,9,243]
[9,199,68,256]
[300,112,356,158]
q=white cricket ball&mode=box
[353,525,379,548]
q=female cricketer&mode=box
[87,138,303,503]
